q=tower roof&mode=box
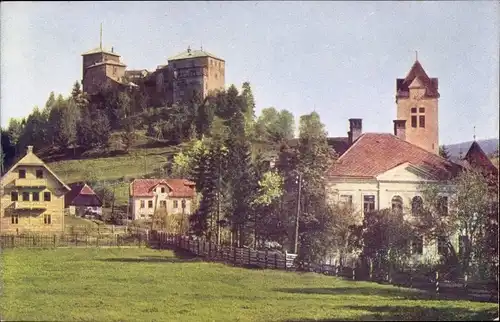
[168,47,224,62]
[82,47,120,57]
[396,60,439,98]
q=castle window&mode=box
[411,107,417,113]
[11,214,19,224]
[22,192,30,201]
[148,200,153,208]
[419,107,425,113]
[11,191,18,201]
[173,200,179,209]
[411,236,423,254]
[411,196,423,215]
[160,200,166,208]
[437,196,448,216]
[140,200,145,208]
[44,192,51,201]
[339,195,353,207]
[411,116,417,128]
[437,236,448,256]
[18,169,26,178]
[161,187,165,193]
[419,115,425,128]
[44,214,52,225]
[32,192,40,202]
[36,169,43,178]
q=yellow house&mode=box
[0,146,70,234]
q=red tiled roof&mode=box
[328,133,460,180]
[130,179,196,198]
[396,60,439,98]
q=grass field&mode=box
[1,248,497,322]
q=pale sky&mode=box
[1,1,498,144]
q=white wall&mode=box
[130,184,192,220]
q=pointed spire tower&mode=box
[395,54,440,154]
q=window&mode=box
[411,107,417,113]
[148,200,153,208]
[419,107,425,113]
[411,236,423,254]
[437,236,448,256]
[43,192,51,202]
[173,200,179,209]
[363,195,375,214]
[11,191,18,201]
[140,200,145,208]
[36,169,43,179]
[18,169,26,178]
[32,192,40,201]
[44,214,52,224]
[22,192,30,201]
[437,196,448,216]
[411,196,423,215]
[340,195,353,207]
[11,214,19,224]
[459,236,468,255]
[419,115,425,128]
[113,67,117,75]
[411,115,418,128]
[391,195,403,212]
[161,187,165,193]
[160,200,166,208]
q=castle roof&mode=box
[396,60,439,98]
[168,48,224,62]
[82,47,120,57]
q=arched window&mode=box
[391,195,403,212]
[411,196,423,215]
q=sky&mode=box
[1,1,498,145]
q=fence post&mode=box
[233,246,237,265]
[352,263,356,281]
[335,265,339,277]
[369,258,373,280]
[197,239,200,256]
[409,266,413,289]
[435,271,440,296]
[265,250,268,269]
[274,253,278,269]
[464,272,468,292]
[53,235,56,247]
[248,248,251,265]
[96,235,99,248]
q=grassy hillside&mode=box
[45,133,188,206]
[1,248,497,322]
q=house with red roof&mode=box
[129,178,196,220]
[65,183,103,218]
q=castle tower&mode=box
[81,24,127,94]
[395,57,440,154]
[167,46,225,104]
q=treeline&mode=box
[0,81,296,172]
[154,84,339,263]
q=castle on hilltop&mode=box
[81,27,226,106]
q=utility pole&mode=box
[181,199,186,235]
[294,172,302,254]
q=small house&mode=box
[65,183,103,218]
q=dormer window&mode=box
[18,169,26,179]
[161,187,165,193]
[36,169,43,179]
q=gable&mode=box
[409,76,425,89]
[376,162,440,182]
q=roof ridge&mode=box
[336,133,367,162]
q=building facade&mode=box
[65,183,103,219]
[81,46,127,95]
[0,146,70,234]
[129,179,196,221]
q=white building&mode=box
[129,178,196,220]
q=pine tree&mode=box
[92,110,111,148]
[76,105,94,150]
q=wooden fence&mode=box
[0,233,147,248]
[151,231,499,303]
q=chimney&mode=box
[393,120,406,141]
[111,47,114,53]
[27,146,33,154]
[348,118,362,145]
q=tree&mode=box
[6,118,23,156]
[1,131,16,174]
[92,110,111,149]
[439,145,451,160]
[295,112,335,262]
[329,203,362,267]
[241,82,256,137]
[418,167,495,279]
[120,117,136,152]
[255,107,295,143]
[76,105,94,150]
